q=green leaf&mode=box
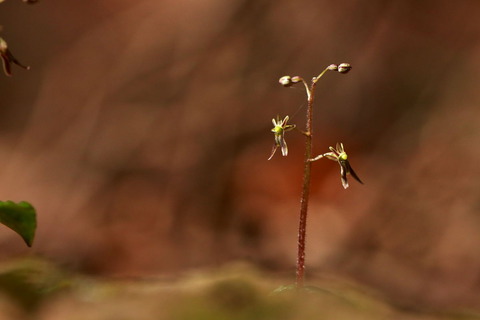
[0,201,36,247]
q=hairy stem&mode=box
[296,80,316,288]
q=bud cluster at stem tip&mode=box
[329,63,352,74]
[279,63,352,88]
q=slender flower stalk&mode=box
[295,65,332,288]
[272,63,360,289]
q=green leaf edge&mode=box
[0,201,37,247]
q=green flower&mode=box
[0,38,30,76]
[323,143,363,189]
[268,115,295,160]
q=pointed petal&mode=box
[346,161,363,184]
[309,154,324,162]
[335,142,342,153]
[323,152,337,161]
[268,144,278,160]
[280,136,288,156]
[340,162,349,189]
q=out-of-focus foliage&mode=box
[0,259,69,317]
[0,201,36,246]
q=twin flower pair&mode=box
[268,115,363,189]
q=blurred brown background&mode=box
[0,0,480,309]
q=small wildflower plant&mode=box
[270,63,362,289]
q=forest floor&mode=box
[0,258,479,320]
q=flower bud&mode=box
[327,64,338,71]
[279,75,292,87]
[291,76,302,83]
[337,63,352,74]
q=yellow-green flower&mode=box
[268,115,295,160]
[323,143,363,189]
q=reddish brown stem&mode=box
[296,80,316,288]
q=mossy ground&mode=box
[0,259,478,320]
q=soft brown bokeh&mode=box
[1,0,480,309]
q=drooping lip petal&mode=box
[1,49,30,76]
[346,161,363,185]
